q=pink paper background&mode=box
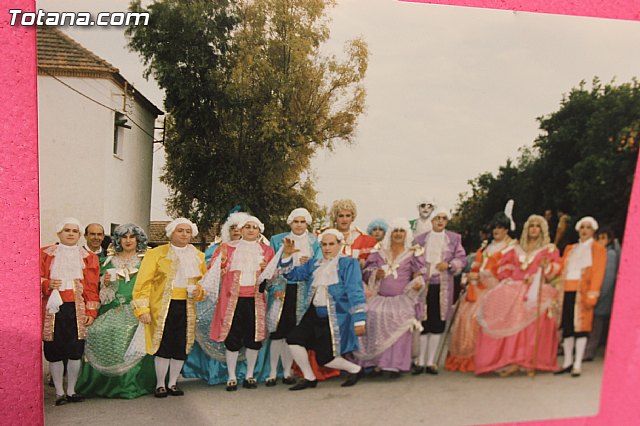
[0,0,637,425]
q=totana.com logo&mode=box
[8,9,150,26]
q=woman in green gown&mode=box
[76,223,156,398]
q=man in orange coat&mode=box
[555,216,606,377]
[41,218,100,405]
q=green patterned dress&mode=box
[76,254,155,398]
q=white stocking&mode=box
[245,349,259,378]
[288,344,316,381]
[426,333,442,367]
[66,359,81,396]
[281,343,293,377]
[324,356,361,374]
[269,340,283,379]
[416,334,428,366]
[168,359,184,387]
[562,337,575,368]
[574,337,588,370]
[49,361,65,396]
[155,356,170,388]
[225,350,239,381]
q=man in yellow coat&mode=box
[133,218,206,397]
[556,216,606,377]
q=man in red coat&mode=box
[209,215,276,391]
[330,199,378,266]
[41,218,100,405]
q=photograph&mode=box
[2,0,639,425]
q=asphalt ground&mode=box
[44,355,603,426]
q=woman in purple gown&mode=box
[354,218,427,377]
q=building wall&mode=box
[102,85,155,235]
[38,75,156,245]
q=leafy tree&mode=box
[451,78,640,251]
[127,0,368,238]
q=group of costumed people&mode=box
[41,197,618,405]
[444,204,615,379]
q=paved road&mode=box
[44,358,603,426]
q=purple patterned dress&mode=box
[354,248,427,371]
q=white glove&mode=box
[187,284,197,298]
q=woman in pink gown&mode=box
[445,211,516,372]
[475,214,562,376]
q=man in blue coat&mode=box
[279,228,367,390]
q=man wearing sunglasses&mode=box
[410,197,436,236]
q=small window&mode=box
[113,111,131,157]
[110,223,120,235]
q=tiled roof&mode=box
[37,26,118,74]
[36,26,163,117]
[149,221,171,244]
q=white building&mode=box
[37,27,163,245]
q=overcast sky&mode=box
[39,0,640,230]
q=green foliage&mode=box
[127,0,368,237]
[451,78,640,251]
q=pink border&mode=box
[0,0,637,424]
[403,0,640,21]
[0,0,43,425]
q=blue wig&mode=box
[367,218,389,235]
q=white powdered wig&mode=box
[287,208,312,225]
[381,217,413,250]
[575,216,599,232]
[220,212,251,243]
[416,196,436,208]
[431,207,451,220]
[165,217,199,238]
[319,228,344,243]
[56,217,82,233]
[238,215,265,233]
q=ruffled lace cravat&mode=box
[289,232,312,266]
[311,256,340,306]
[230,240,263,287]
[172,245,202,288]
[566,238,594,280]
[426,231,445,277]
[48,244,85,313]
[50,244,85,290]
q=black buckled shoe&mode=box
[54,395,68,406]
[66,394,85,403]
[167,385,184,396]
[411,364,425,375]
[154,387,168,398]
[289,379,318,391]
[369,368,383,378]
[388,371,401,379]
[425,366,439,375]
[553,365,573,375]
[282,376,297,385]
[341,369,365,387]
[265,378,277,387]
[226,379,237,391]
[243,377,257,389]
